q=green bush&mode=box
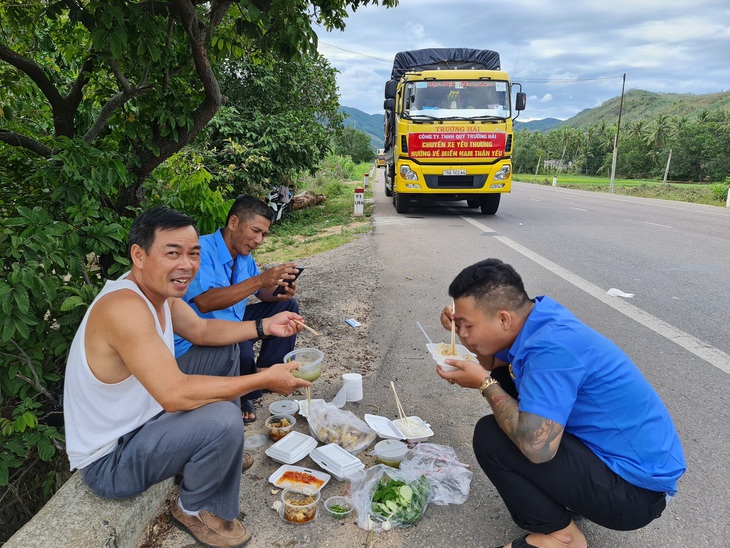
[709,181,729,201]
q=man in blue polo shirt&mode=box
[437,258,685,548]
[175,195,301,423]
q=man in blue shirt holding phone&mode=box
[175,195,302,424]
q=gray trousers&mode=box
[80,344,245,520]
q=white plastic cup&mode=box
[342,373,363,402]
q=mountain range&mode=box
[340,89,730,150]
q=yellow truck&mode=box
[376,148,386,167]
[383,48,525,214]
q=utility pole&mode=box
[609,73,626,193]
[663,149,672,183]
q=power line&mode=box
[317,42,625,85]
[518,75,624,83]
[318,41,392,63]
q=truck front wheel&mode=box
[480,194,501,215]
[394,192,410,214]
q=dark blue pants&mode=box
[240,298,299,400]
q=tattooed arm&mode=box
[483,384,564,464]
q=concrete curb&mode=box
[5,471,172,548]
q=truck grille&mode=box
[424,175,487,189]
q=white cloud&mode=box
[315,0,730,120]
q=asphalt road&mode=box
[368,174,730,547]
[158,173,729,547]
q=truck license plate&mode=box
[442,169,467,176]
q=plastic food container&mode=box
[393,416,434,443]
[309,443,365,481]
[364,414,406,440]
[324,496,353,519]
[268,465,330,493]
[265,431,318,465]
[269,400,299,416]
[285,348,324,382]
[265,414,296,442]
[426,342,477,372]
[280,487,320,524]
[372,439,409,467]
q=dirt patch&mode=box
[140,231,382,547]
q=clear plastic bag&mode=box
[350,464,431,531]
[398,443,473,505]
[306,401,376,455]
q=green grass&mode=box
[516,173,728,207]
[255,162,375,266]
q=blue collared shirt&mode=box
[507,296,686,495]
[174,229,259,357]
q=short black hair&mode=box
[128,206,199,254]
[225,194,274,226]
[449,258,531,313]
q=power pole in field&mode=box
[609,73,626,193]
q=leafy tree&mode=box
[332,126,374,164]
[0,0,397,538]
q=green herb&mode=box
[370,475,430,526]
[330,504,349,514]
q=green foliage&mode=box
[514,109,730,184]
[710,182,729,201]
[0,0,398,538]
[333,127,376,163]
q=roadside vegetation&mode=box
[0,1,395,541]
[517,173,729,207]
[255,156,375,266]
[513,108,730,195]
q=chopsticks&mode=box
[293,319,319,336]
[450,299,456,354]
[390,381,406,421]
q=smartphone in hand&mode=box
[272,267,304,296]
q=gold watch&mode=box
[478,376,499,396]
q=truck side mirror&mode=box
[515,92,527,111]
[384,80,397,100]
[384,98,395,111]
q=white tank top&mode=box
[64,273,171,470]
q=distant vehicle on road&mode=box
[376,148,386,167]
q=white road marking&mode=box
[460,215,730,374]
[571,207,588,212]
[643,221,672,228]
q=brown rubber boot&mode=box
[170,495,252,548]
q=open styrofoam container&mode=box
[265,431,318,465]
[393,416,434,443]
[309,443,365,481]
[268,464,330,492]
[426,342,477,372]
[364,414,405,440]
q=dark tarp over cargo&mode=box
[390,48,501,80]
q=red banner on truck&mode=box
[408,129,506,159]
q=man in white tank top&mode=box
[64,207,310,548]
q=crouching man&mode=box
[63,207,309,548]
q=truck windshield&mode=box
[404,80,510,120]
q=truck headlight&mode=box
[399,165,419,181]
[493,164,511,181]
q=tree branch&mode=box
[0,130,54,157]
[83,84,153,143]
[0,43,67,120]
[132,0,225,182]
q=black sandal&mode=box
[494,534,538,548]
[241,399,257,424]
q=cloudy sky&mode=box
[314,0,730,121]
